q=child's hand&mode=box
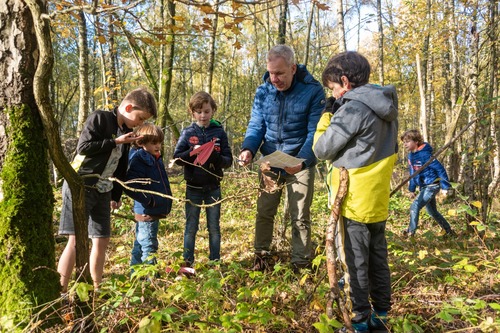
[407,192,416,200]
[115,132,142,145]
[110,200,122,210]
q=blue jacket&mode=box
[242,65,325,169]
[126,148,172,217]
[408,142,451,192]
[173,120,233,189]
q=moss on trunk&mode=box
[0,104,60,326]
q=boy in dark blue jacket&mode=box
[126,124,172,269]
[173,92,233,267]
[401,129,456,238]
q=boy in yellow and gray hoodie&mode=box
[313,52,398,333]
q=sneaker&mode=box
[402,229,415,238]
[336,323,369,333]
[369,311,388,333]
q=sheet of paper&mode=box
[256,150,305,169]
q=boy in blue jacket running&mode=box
[126,124,172,269]
[401,129,456,238]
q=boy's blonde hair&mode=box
[400,129,424,146]
[188,92,217,114]
[133,123,164,148]
[122,87,158,117]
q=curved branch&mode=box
[25,0,90,280]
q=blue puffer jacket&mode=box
[173,120,233,188]
[126,148,172,217]
[242,65,325,169]
[408,142,451,192]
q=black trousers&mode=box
[336,217,392,323]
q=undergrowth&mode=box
[15,169,500,332]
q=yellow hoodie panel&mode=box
[313,112,333,151]
[328,153,397,223]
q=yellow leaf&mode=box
[200,5,215,14]
[448,209,457,216]
[434,248,441,256]
[418,250,428,260]
[299,274,309,286]
[97,35,107,44]
[172,15,185,21]
[471,201,482,208]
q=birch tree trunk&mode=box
[416,54,428,142]
[0,0,61,323]
[337,0,346,52]
[377,0,384,85]
[487,0,499,197]
[77,10,90,137]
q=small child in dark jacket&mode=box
[401,129,456,238]
[173,92,233,267]
[126,124,172,268]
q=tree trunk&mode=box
[416,54,428,141]
[376,0,384,85]
[25,0,90,285]
[207,1,220,94]
[303,2,315,67]
[337,0,346,52]
[77,10,90,137]
[0,0,60,323]
[278,0,288,45]
[158,0,180,142]
[487,0,499,197]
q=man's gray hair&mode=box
[267,45,295,66]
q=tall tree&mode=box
[376,0,384,85]
[0,0,60,325]
[278,0,288,44]
[157,0,179,139]
[77,10,90,137]
[337,0,346,52]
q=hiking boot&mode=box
[291,261,312,274]
[369,310,388,333]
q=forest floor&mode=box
[35,167,500,332]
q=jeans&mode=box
[184,186,221,264]
[408,184,451,233]
[130,220,159,266]
[254,167,315,265]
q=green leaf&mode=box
[138,316,161,333]
[488,303,500,310]
[75,282,92,302]
[436,310,454,322]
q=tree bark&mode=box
[377,0,384,85]
[337,0,346,52]
[77,10,90,137]
[0,0,60,322]
[278,0,288,45]
[25,0,90,282]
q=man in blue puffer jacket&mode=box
[238,44,325,272]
